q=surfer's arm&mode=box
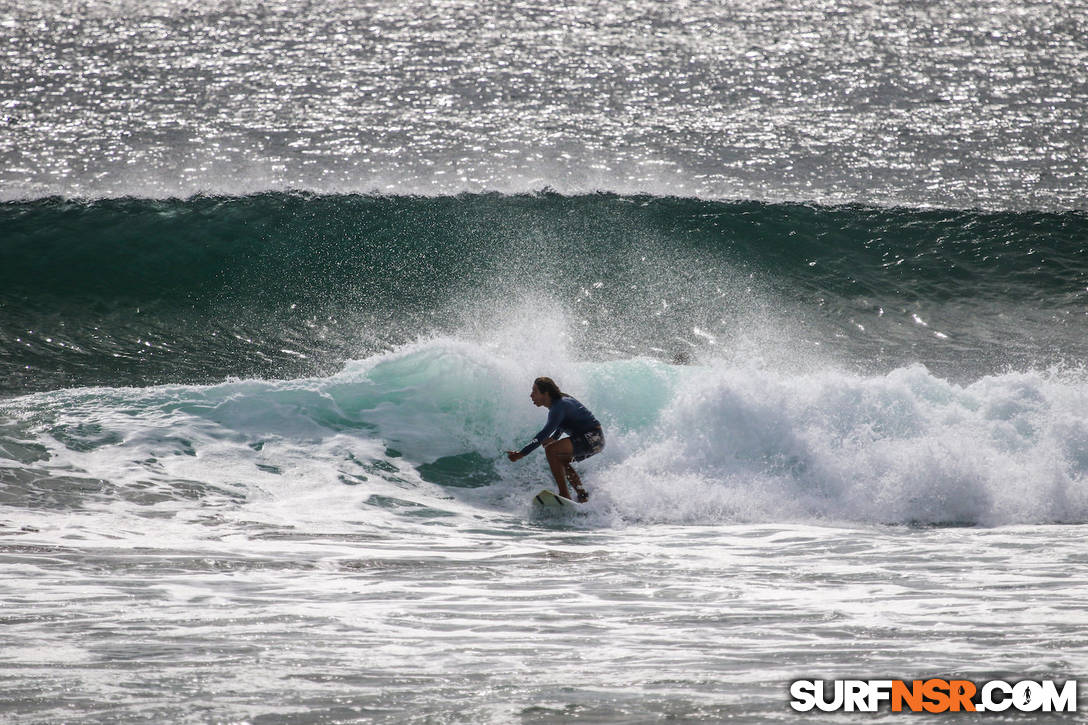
[516,405,564,456]
[507,437,557,462]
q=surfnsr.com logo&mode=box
[789,679,1077,713]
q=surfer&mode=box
[506,377,604,503]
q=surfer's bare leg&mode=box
[563,463,589,502]
[543,438,574,499]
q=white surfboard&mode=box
[532,488,582,511]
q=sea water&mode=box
[2,1,1087,723]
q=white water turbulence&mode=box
[3,338,1088,722]
[7,339,1088,533]
[603,363,1088,528]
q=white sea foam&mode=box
[596,362,1088,527]
[5,338,1087,531]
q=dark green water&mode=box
[3,192,1086,395]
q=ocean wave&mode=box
[2,340,1086,528]
[2,192,1086,395]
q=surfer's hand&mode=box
[506,450,523,462]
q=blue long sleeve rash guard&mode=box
[518,396,601,456]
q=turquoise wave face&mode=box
[2,192,1087,395]
[3,340,1087,527]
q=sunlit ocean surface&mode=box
[3,1,1088,722]
[2,0,1086,207]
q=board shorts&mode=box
[570,427,605,462]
